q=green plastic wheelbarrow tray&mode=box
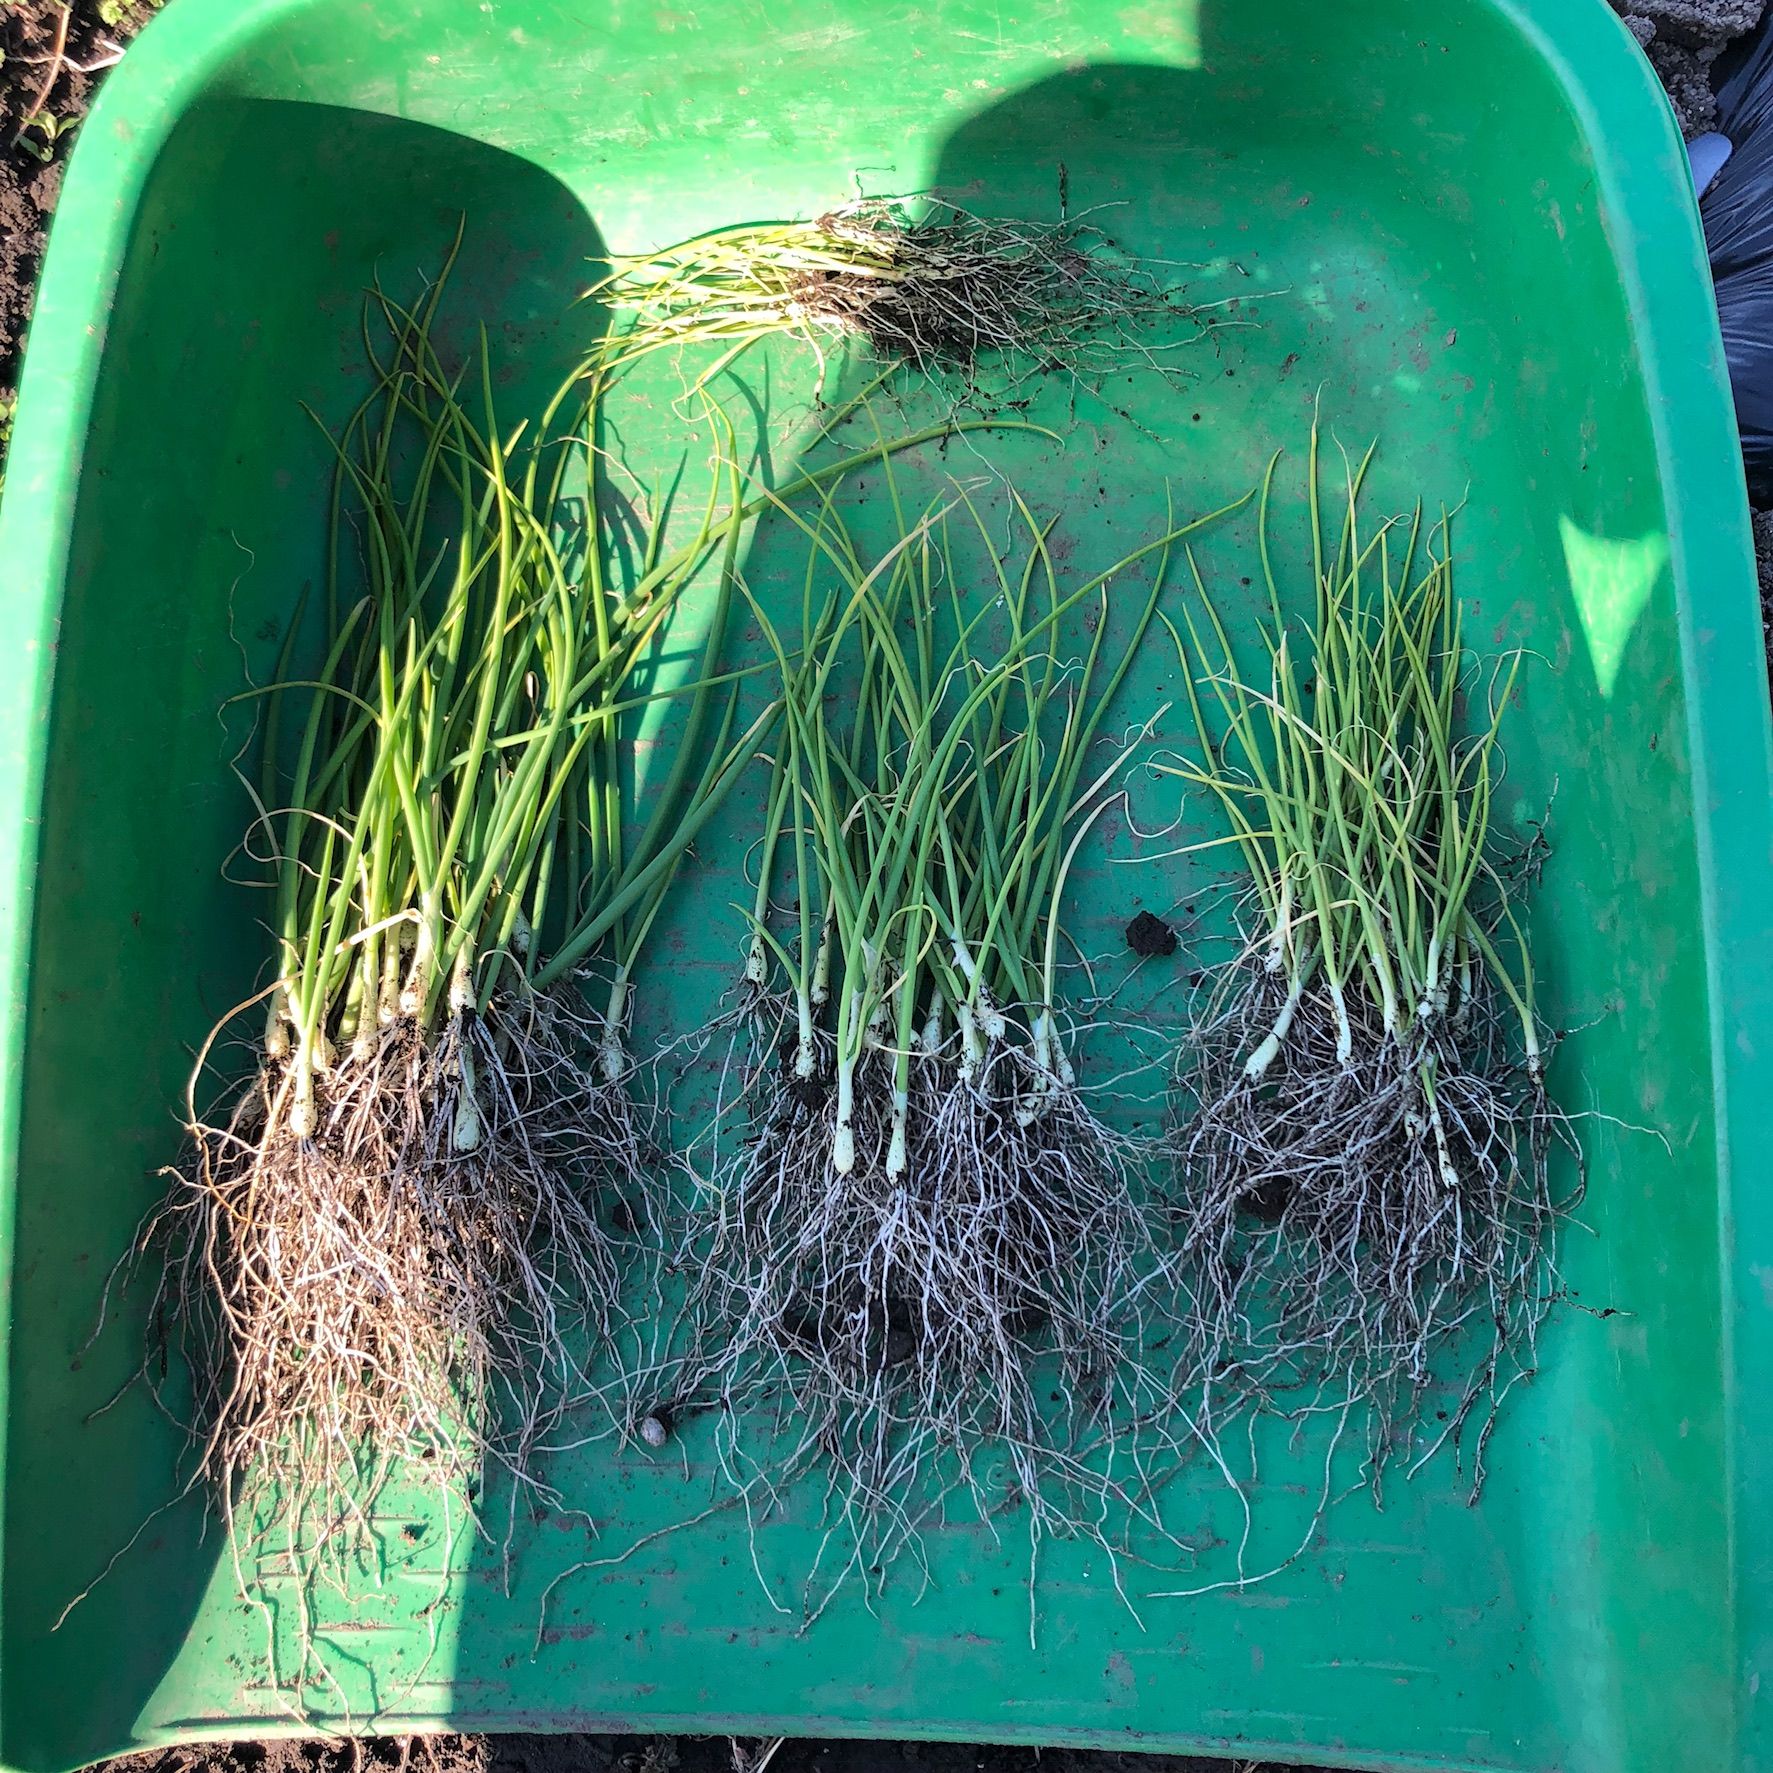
[3,0,1773,1767]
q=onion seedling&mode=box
[1158,426,1578,1491]
[682,462,1248,1609]
[590,196,1213,397]
[144,269,781,1589]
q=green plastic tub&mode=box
[4,0,1773,1768]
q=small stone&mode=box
[639,1411,672,1448]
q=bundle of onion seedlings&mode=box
[139,269,786,1592]
[590,196,1211,395]
[1159,430,1577,1491]
[680,465,1246,1610]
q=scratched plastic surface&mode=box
[1,2,1771,1770]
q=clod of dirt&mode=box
[1624,0,1765,45]
[783,1069,829,1111]
[1236,1177,1294,1225]
[1609,0,1771,136]
[1650,35,1727,132]
[1124,909,1179,958]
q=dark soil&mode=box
[782,1070,829,1111]
[106,1741,491,1773]
[1237,1177,1295,1225]
[1124,910,1179,959]
[1,0,161,442]
[105,1736,1309,1773]
[1757,509,1773,652]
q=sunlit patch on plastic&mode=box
[1112,0,1203,67]
[1558,516,1670,700]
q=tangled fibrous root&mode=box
[140,984,655,1575]
[792,200,1207,380]
[1171,965,1581,1496]
[683,1026,1178,1608]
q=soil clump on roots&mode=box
[1,3,162,429]
[596,196,1220,405]
[794,201,1186,373]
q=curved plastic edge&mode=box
[1507,2,1773,1768]
[0,2,310,1765]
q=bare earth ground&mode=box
[0,3,1765,1772]
[1,2,164,430]
[103,1738,1298,1773]
[1612,0,1769,132]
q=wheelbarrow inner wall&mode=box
[0,1,1743,1770]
